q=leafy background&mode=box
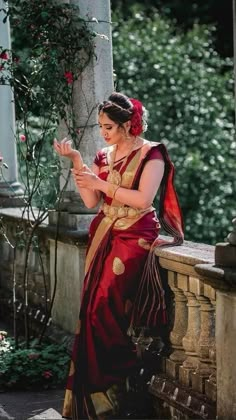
[112,6,235,244]
[1,0,235,245]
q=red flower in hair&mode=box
[129,98,143,136]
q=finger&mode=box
[53,138,60,148]
[53,143,61,152]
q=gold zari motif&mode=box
[138,238,151,250]
[112,257,125,275]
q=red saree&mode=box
[62,141,184,419]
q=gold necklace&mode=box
[107,138,138,186]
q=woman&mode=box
[53,92,184,419]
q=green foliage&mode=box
[113,9,235,244]
[0,0,96,211]
[0,1,98,345]
[0,334,70,391]
[111,0,233,58]
[8,0,95,122]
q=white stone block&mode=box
[27,408,62,419]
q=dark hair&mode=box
[98,92,133,126]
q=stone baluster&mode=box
[179,276,201,387]
[205,295,217,402]
[166,271,188,380]
[191,286,216,393]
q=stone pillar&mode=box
[57,0,113,216]
[216,291,236,419]
[0,0,24,206]
[50,0,113,332]
[194,262,236,417]
[215,218,236,267]
[165,271,188,379]
[211,2,236,415]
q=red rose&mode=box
[42,370,53,379]
[0,52,9,60]
[19,134,26,142]
[64,71,73,84]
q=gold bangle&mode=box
[113,186,120,199]
[107,183,120,199]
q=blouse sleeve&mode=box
[143,145,164,163]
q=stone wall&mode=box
[0,208,89,336]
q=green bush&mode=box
[113,8,235,244]
[0,333,70,391]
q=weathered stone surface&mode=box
[179,365,194,387]
[149,374,216,419]
[195,263,236,291]
[166,358,182,380]
[28,408,62,419]
[216,291,236,419]
[155,240,215,266]
[205,375,217,402]
[50,239,86,333]
[215,242,236,267]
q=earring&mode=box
[125,130,132,141]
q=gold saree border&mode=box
[85,216,112,275]
[62,389,72,418]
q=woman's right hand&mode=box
[53,137,80,160]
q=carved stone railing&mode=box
[149,241,217,418]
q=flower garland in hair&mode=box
[129,98,148,136]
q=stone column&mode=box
[0,0,24,206]
[56,0,113,218]
[50,0,113,333]
[210,1,236,414]
[166,271,188,380]
[216,291,236,419]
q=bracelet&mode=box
[113,186,120,199]
[107,183,120,199]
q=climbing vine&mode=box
[0,0,104,346]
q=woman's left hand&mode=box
[72,165,100,190]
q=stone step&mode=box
[0,405,14,420]
[27,408,62,419]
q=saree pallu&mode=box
[62,142,184,419]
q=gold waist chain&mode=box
[100,202,154,219]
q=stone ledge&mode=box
[0,207,90,245]
[195,263,236,291]
[155,239,215,267]
[0,208,216,265]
